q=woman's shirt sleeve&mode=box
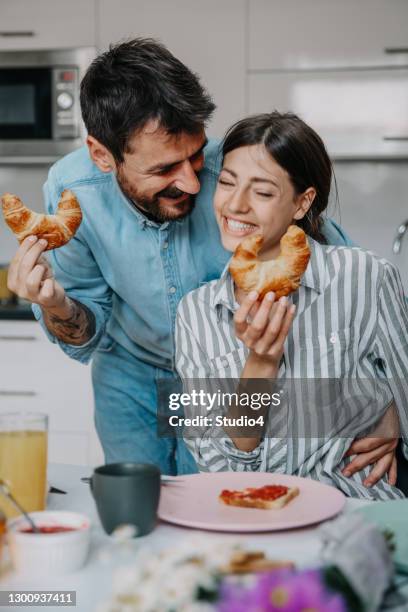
[175,295,265,471]
[373,262,408,459]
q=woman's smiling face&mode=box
[214,144,313,258]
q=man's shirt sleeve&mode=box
[32,169,113,364]
[321,217,356,246]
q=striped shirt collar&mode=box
[211,237,327,315]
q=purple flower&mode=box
[217,568,347,612]
[217,582,255,612]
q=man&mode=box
[8,38,398,479]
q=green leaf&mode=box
[324,566,365,612]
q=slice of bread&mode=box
[222,550,295,574]
[219,485,299,510]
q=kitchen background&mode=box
[0,0,407,466]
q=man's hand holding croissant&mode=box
[7,236,71,317]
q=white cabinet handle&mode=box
[384,47,408,54]
[0,335,37,341]
[383,136,408,141]
[0,390,37,396]
[0,31,35,38]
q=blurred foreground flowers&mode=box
[96,537,351,612]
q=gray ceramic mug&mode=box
[90,463,161,536]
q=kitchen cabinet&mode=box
[97,0,246,138]
[0,0,96,50]
[0,320,104,466]
[249,67,408,159]
[249,0,408,71]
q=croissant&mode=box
[1,189,82,250]
[229,225,310,300]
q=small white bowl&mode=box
[7,511,91,575]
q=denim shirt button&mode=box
[169,286,177,294]
[163,241,169,249]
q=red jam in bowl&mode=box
[19,525,77,534]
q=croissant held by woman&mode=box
[229,225,311,300]
[1,189,82,250]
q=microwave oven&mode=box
[0,47,95,164]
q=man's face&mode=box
[115,120,207,222]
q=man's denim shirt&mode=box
[33,139,353,370]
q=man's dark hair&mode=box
[80,37,216,163]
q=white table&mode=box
[0,464,402,612]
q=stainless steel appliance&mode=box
[0,47,95,164]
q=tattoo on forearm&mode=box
[44,298,96,346]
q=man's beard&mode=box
[117,169,195,223]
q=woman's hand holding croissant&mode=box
[8,235,70,316]
[234,290,296,377]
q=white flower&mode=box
[99,536,247,612]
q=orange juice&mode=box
[0,429,48,518]
[0,509,5,570]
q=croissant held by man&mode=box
[1,190,82,250]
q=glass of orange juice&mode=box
[0,413,48,519]
[0,508,5,571]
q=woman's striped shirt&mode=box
[175,239,408,500]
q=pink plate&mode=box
[158,472,346,532]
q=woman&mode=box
[175,112,408,500]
